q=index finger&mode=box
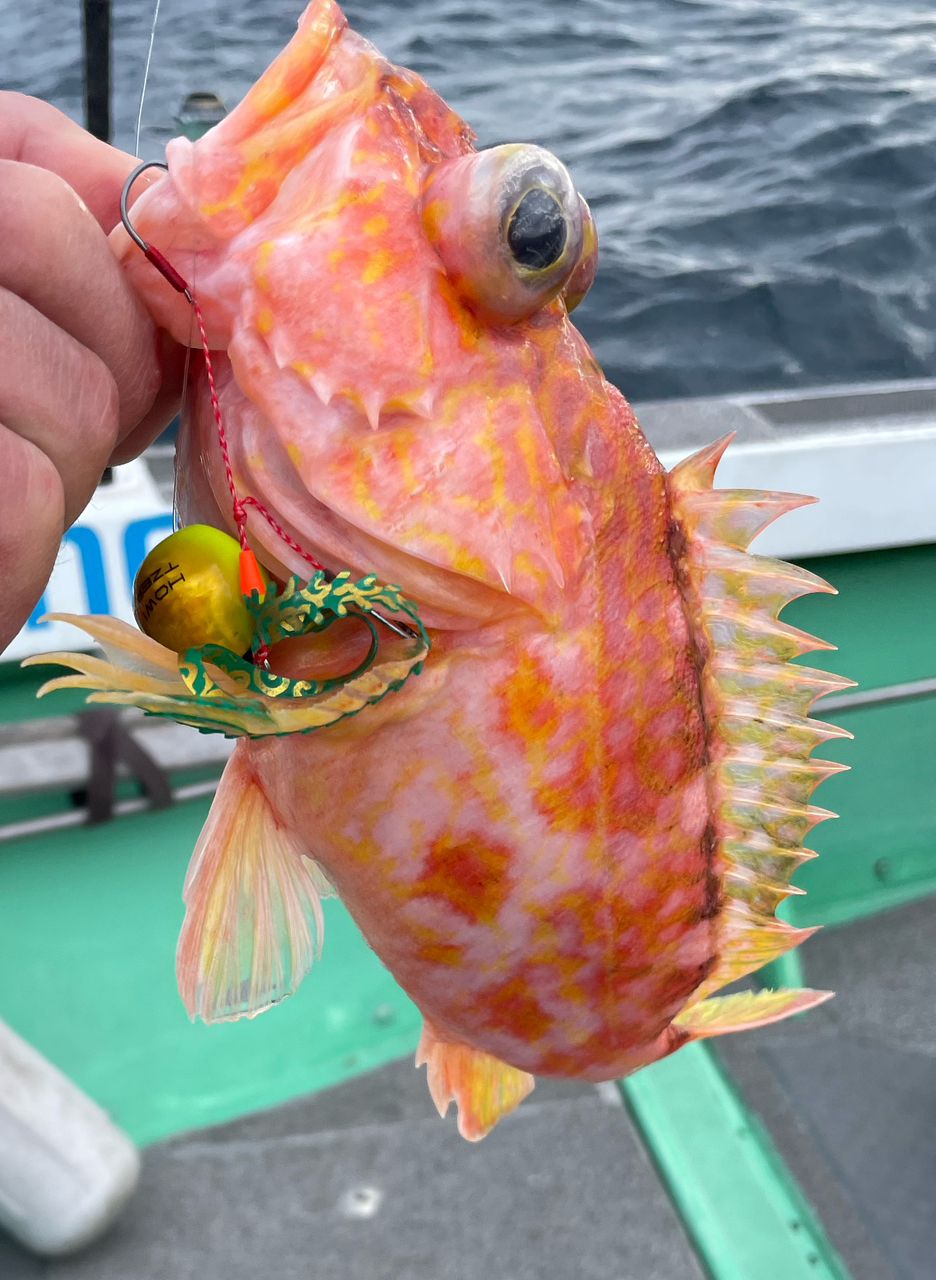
[0,92,145,231]
[0,92,186,456]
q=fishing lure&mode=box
[29,0,851,1140]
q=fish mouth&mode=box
[219,433,529,634]
[251,511,528,693]
[254,501,532,636]
[233,394,570,635]
[182,373,533,639]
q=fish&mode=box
[29,0,852,1140]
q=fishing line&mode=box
[124,0,327,649]
[125,7,315,592]
[120,161,342,662]
[134,0,163,156]
[171,311,196,533]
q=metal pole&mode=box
[82,0,112,142]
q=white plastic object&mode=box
[0,1020,140,1256]
[5,457,171,664]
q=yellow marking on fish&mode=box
[452,542,491,578]
[513,550,552,590]
[483,426,510,510]
[362,249,394,285]
[350,452,387,522]
[198,158,273,221]
[256,308,275,336]
[416,938,465,967]
[363,214,390,236]
[422,198,449,244]
[403,525,490,580]
[250,81,292,121]
[299,178,387,236]
[314,191,357,224]
[397,439,421,493]
[456,309,482,351]
[255,241,276,292]
[197,74,380,220]
[449,713,514,830]
[380,394,424,418]
[516,414,549,494]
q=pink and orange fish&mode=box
[32,0,851,1139]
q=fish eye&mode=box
[423,144,591,324]
[563,196,598,312]
[506,188,568,271]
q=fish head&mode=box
[118,0,633,629]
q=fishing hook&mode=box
[120,160,194,303]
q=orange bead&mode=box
[239,548,267,599]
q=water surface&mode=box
[3,0,936,400]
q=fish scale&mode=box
[27,0,845,1141]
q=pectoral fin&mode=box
[177,742,332,1023]
[674,987,833,1039]
[416,1023,535,1141]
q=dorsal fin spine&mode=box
[666,439,850,1002]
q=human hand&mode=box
[0,93,187,651]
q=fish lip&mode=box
[260,513,533,635]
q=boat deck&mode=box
[719,897,936,1280]
[1,1070,705,1280]
[3,897,935,1279]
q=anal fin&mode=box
[675,988,833,1039]
[177,742,332,1023]
[416,1023,535,1141]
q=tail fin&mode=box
[667,436,852,1003]
[177,742,332,1023]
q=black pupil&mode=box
[507,189,567,270]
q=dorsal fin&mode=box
[667,435,853,1001]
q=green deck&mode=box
[781,544,936,931]
[0,798,423,1147]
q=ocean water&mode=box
[3,0,936,401]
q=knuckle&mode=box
[28,444,67,529]
[0,91,67,140]
[0,285,16,327]
[75,351,121,458]
[0,431,65,552]
[0,163,87,261]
